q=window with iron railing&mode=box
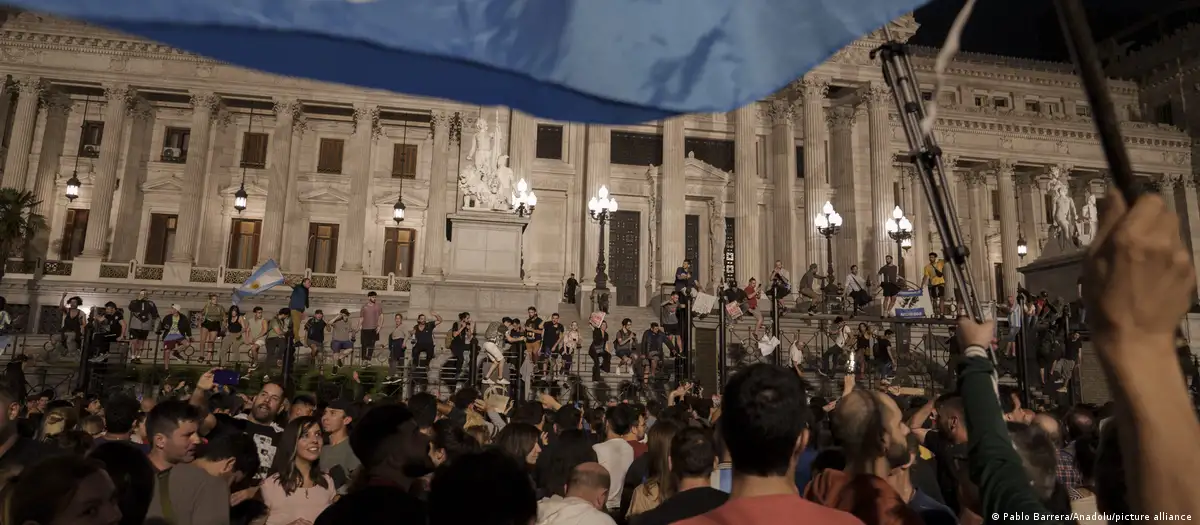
[307,223,340,274]
[144,214,178,265]
[383,227,416,277]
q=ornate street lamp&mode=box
[65,95,90,202]
[512,178,537,217]
[885,205,914,277]
[393,176,407,224]
[587,185,619,312]
[233,107,257,213]
[1017,234,1028,259]
[814,200,843,281]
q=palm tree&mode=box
[0,188,46,282]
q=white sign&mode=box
[891,289,934,318]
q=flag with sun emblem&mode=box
[232,259,286,306]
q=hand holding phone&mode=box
[212,369,240,386]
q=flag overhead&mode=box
[232,259,286,306]
[5,0,929,124]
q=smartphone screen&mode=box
[213,370,240,386]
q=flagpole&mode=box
[282,315,295,393]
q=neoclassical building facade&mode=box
[0,11,1195,327]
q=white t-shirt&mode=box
[592,438,634,510]
[789,343,803,367]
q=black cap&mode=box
[328,399,358,420]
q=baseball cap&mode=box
[328,399,358,420]
[171,304,182,311]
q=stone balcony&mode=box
[2,258,412,297]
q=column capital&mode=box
[1184,173,1200,189]
[1047,164,1073,179]
[352,105,381,139]
[862,83,892,105]
[798,75,831,99]
[825,105,857,129]
[273,98,301,118]
[1159,173,1183,189]
[39,91,72,116]
[941,153,962,170]
[430,110,449,131]
[13,75,43,96]
[128,99,156,122]
[189,91,220,114]
[959,169,987,187]
[103,84,135,105]
[766,99,797,126]
[989,159,1017,175]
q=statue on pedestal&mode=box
[1047,170,1079,249]
[1076,194,1098,246]
[458,111,512,211]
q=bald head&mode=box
[832,390,900,458]
[1032,414,1062,446]
[568,462,610,492]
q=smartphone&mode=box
[213,370,240,386]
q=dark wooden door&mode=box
[608,210,641,306]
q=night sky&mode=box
[909,0,1181,62]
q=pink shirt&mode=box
[360,302,383,330]
[260,474,337,525]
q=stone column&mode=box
[340,104,378,273]
[259,98,299,265]
[110,102,156,262]
[80,85,134,259]
[827,105,858,275]
[422,111,451,277]
[767,100,800,281]
[0,80,13,149]
[660,118,686,283]
[1017,172,1048,262]
[1,76,43,190]
[582,124,611,286]
[508,110,536,183]
[1157,174,1179,214]
[1180,175,1200,301]
[900,164,928,283]
[280,116,309,270]
[865,83,893,277]
[961,169,989,303]
[995,160,1020,299]
[29,93,71,259]
[800,76,829,272]
[732,103,760,283]
[169,92,219,264]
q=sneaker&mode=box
[483,378,496,385]
[1056,386,1068,393]
[171,350,183,360]
[88,353,109,363]
[130,358,142,365]
[383,376,402,385]
[498,378,510,385]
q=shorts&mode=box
[482,341,504,362]
[331,340,353,352]
[251,338,266,347]
[663,324,680,336]
[308,340,325,351]
[201,320,221,332]
[164,338,186,351]
[129,329,149,341]
[881,282,901,297]
[928,284,946,299]
[615,346,633,359]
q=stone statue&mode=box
[1048,175,1079,247]
[1076,194,1097,246]
[458,111,512,211]
[494,155,515,211]
[708,199,726,292]
[645,165,660,298]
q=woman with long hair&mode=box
[220,305,245,365]
[36,406,79,442]
[559,321,582,375]
[854,322,874,380]
[261,416,336,525]
[589,320,611,381]
[493,422,542,471]
[3,455,122,525]
[627,419,681,518]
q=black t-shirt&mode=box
[525,317,543,342]
[413,322,435,347]
[542,321,563,349]
[240,418,283,480]
[452,322,474,349]
[630,487,729,525]
[923,430,964,514]
[306,319,328,343]
[1065,338,1082,361]
[314,485,426,525]
[875,339,893,363]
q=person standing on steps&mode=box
[57,293,86,358]
[919,253,947,319]
[565,273,580,304]
[288,277,311,345]
[199,293,224,363]
[157,304,192,371]
[359,291,383,366]
[127,289,159,364]
[878,255,901,317]
[383,313,409,385]
[411,312,443,373]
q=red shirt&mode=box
[627,439,648,459]
[744,285,758,310]
[677,494,863,525]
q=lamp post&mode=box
[814,201,843,281]
[512,178,537,218]
[885,205,914,278]
[587,185,618,313]
[65,96,91,202]
[1017,234,1028,260]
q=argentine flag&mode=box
[232,259,286,306]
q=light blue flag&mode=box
[7,0,928,124]
[232,259,286,307]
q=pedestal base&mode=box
[1017,236,1083,301]
[336,269,365,293]
[447,211,530,282]
[71,256,103,280]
